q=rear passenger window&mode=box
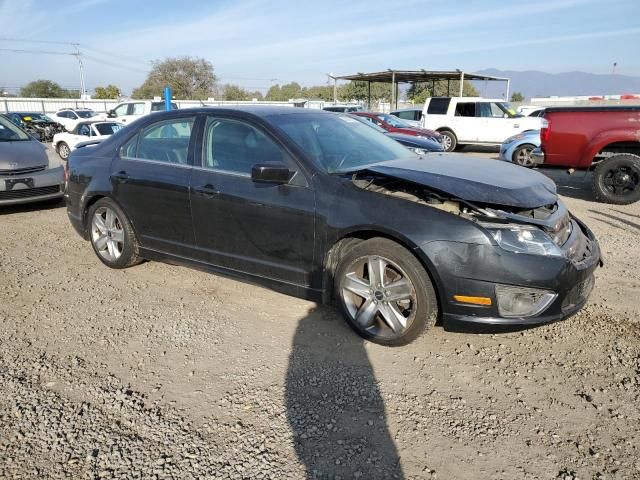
[455,102,476,117]
[121,117,194,164]
[427,98,450,115]
[396,111,413,120]
[202,117,291,175]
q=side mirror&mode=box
[251,162,293,184]
[107,109,116,118]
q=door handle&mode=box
[112,171,129,183]
[193,184,219,198]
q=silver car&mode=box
[0,115,64,206]
[499,129,540,167]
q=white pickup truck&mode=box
[420,97,541,152]
[107,100,178,125]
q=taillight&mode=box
[540,118,551,143]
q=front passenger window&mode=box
[114,104,128,117]
[202,117,291,175]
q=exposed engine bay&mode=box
[351,171,585,258]
[20,118,66,143]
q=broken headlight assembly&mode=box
[481,223,564,257]
[495,284,557,317]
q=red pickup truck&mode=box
[532,106,640,204]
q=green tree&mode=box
[20,80,75,98]
[94,84,121,99]
[132,56,217,100]
[339,81,390,102]
[248,90,263,100]
[265,82,303,101]
[407,80,479,103]
[301,85,333,101]
[222,84,251,100]
[510,91,525,102]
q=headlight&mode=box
[504,133,524,144]
[495,284,557,317]
[408,147,427,155]
[482,223,564,257]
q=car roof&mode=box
[391,107,422,112]
[151,106,333,118]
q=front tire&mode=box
[592,154,640,204]
[512,144,536,167]
[438,130,457,152]
[57,142,70,160]
[88,198,141,268]
[334,238,438,346]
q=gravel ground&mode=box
[0,149,639,479]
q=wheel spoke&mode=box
[378,302,407,333]
[93,214,107,233]
[107,239,117,258]
[94,234,108,250]
[105,209,116,229]
[343,272,371,299]
[110,228,124,243]
[367,256,387,288]
[385,278,413,301]
[355,298,378,329]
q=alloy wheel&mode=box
[91,206,125,261]
[340,255,417,339]
[515,146,534,167]
[59,143,70,159]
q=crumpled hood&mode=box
[0,140,48,170]
[365,153,557,209]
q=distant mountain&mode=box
[475,68,640,100]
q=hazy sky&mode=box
[1,0,639,95]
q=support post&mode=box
[368,81,371,110]
[395,81,399,110]
[391,71,396,112]
[459,72,464,97]
[447,79,450,96]
[506,79,511,101]
[333,77,337,103]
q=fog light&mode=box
[495,285,556,318]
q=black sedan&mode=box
[65,107,601,346]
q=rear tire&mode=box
[438,130,457,152]
[87,198,141,269]
[592,154,640,204]
[334,238,438,346]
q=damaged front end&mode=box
[23,120,66,143]
[351,168,601,327]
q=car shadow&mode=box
[0,198,65,215]
[285,305,404,479]
[537,168,594,201]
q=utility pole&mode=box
[72,43,87,99]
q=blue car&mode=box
[499,129,540,167]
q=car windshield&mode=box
[76,110,96,118]
[0,115,31,141]
[269,112,415,174]
[376,114,411,128]
[22,113,53,122]
[94,122,124,136]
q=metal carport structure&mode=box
[330,69,511,109]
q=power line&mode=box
[0,47,75,56]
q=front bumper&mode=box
[0,166,64,206]
[419,219,601,330]
[531,147,545,166]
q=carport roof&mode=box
[333,70,509,83]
